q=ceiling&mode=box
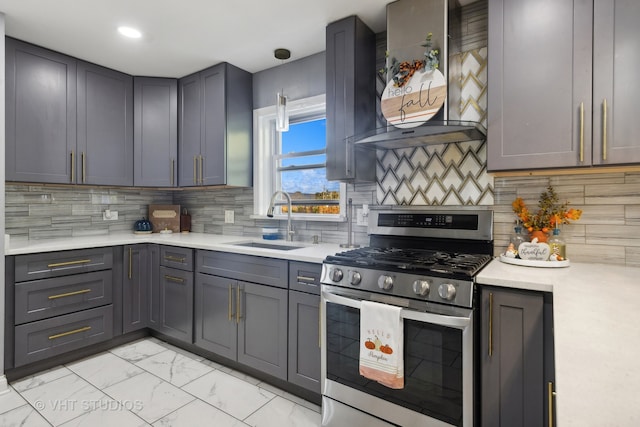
[0,0,393,77]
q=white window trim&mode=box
[252,94,346,222]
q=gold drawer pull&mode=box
[47,259,92,268]
[70,151,75,183]
[164,275,185,283]
[164,255,186,263]
[228,284,233,321]
[296,275,316,283]
[48,289,91,300]
[128,248,133,279]
[49,326,92,340]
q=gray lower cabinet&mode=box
[288,261,321,393]
[149,246,194,343]
[325,15,376,182]
[11,248,116,368]
[195,251,288,380]
[123,245,150,334]
[178,62,252,187]
[133,77,178,187]
[481,287,555,427]
[5,37,77,184]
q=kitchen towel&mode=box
[359,300,404,389]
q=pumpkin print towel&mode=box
[359,300,404,389]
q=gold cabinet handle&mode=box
[199,155,204,184]
[70,151,75,183]
[128,247,133,279]
[236,285,242,323]
[228,284,233,321]
[297,275,316,283]
[49,326,91,340]
[164,275,185,283]
[48,289,91,300]
[602,98,608,161]
[170,159,175,186]
[47,259,92,268]
[164,255,186,263]
[488,292,494,357]
[193,156,197,184]
[548,381,556,427]
[82,151,86,183]
[579,102,584,162]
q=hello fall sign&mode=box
[381,69,446,128]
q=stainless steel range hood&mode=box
[351,120,486,150]
[353,0,486,150]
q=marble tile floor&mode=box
[0,337,322,427]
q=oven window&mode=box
[326,302,464,427]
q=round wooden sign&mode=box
[381,69,447,128]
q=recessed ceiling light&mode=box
[118,26,142,39]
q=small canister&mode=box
[180,208,191,233]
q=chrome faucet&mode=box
[266,191,294,241]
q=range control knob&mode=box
[349,271,362,286]
[378,275,394,291]
[438,283,457,301]
[412,280,431,296]
[330,268,344,282]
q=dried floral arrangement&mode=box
[512,186,583,233]
[379,32,440,87]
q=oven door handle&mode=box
[322,290,471,329]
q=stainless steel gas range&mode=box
[320,208,493,427]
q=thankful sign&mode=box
[381,69,446,129]
[518,241,551,261]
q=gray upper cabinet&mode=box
[325,16,376,182]
[134,77,178,187]
[178,62,252,187]
[6,38,77,184]
[592,1,640,165]
[481,287,545,427]
[488,0,640,170]
[487,0,593,171]
[6,37,134,185]
[77,61,133,186]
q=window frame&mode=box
[252,94,346,221]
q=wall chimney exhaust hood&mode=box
[353,0,486,150]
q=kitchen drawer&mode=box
[160,246,193,271]
[14,305,113,367]
[15,248,113,282]
[288,261,321,295]
[15,270,113,325]
[196,250,288,288]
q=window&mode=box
[253,94,345,220]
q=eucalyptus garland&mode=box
[379,33,440,88]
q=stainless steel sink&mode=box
[229,241,304,251]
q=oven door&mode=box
[321,285,475,427]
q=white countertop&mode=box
[5,232,341,264]
[477,259,640,427]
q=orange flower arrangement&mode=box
[512,186,582,233]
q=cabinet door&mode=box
[178,72,202,187]
[123,245,149,334]
[134,77,178,186]
[325,16,376,182]
[487,0,593,171]
[194,273,237,360]
[77,61,133,186]
[148,245,162,329]
[157,266,193,343]
[6,38,77,184]
[592,1,640,165]
[481,288,544,427]
[288,290,320,392]
[200,64,226,186]
[237,282,288,380]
